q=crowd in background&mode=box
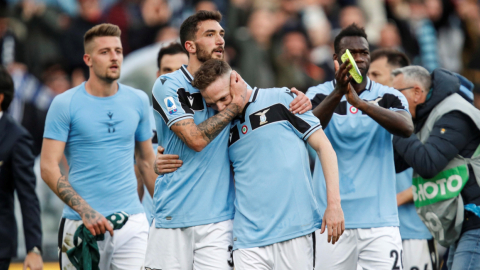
[2,0,480,261]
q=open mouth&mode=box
[109,65,119,71]
[212,48,224,55]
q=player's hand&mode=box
[344,83,363,108]
[154,146,182,175]
[289,88,312,114]
[24,251,43,270]
[81,207,114,237]
[321,202,345,245]
[230,70,248,113]
[334,59,353,96]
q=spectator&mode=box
[392,66,480,270]
[0,2,24,67]
[120,26,180,98]
[62,0,103,80]
[11,0,69,78]
[0,65,43,270]
[233,9,276,88]
[275,30,323,92]
[378,23,403,51]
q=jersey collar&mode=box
[180,65,194,83]
[332,77,372,91]
[249,87,259,103]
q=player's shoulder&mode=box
[306,80,334,99]
[154,69,188,94]
[256,87,293,104]
[51,83,83,107]
[370,80,403,97]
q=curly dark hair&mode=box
[192,59,231,90]
[334,23,368,54]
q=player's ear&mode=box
[333,53,338,61]
[83,54,92,68]
[184,41,196,54]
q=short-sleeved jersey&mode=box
[229,87,322,250]
[396,168,432,240]
[151,65,234,228]
[44,82,151,220]
[306,78,410,229]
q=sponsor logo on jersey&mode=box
[164,97,177,114]
[255,109,270,125]
[241,125,248,134]
[349,106,358,114]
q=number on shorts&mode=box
[228,245,234,267]
[391,250,400,270]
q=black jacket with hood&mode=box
[393,69,480,234]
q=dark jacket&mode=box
[0,113,42,258]
[394,69,480,234]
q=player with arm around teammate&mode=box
[145,11,312,270]
[40,24,157,270]
[192,59,344,270]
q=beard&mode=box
[94,66,121,83]
[195,42,224,62]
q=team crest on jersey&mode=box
[255,109,270,125]
[241,125,248,134]
[164,97,177,114]
[349,106,358,114]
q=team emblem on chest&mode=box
[255,109,270,125]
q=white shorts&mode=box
[233,233,315,270]
[315,226,403,270]
[402,238,438,270]
[58,213,149,270]
[144,219,233,270]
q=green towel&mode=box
[67,212,129,270]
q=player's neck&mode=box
[352,79,367,93]
[85,75,119,97]
[245,88,253,102]
[186,57,203,77]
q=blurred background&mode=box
[3,0,480,265]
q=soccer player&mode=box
[145,11,311,270]
[368,49,437,270]
[191,59,344,269]
[136,42,189,223]
[40,24,157,269]
[306,24,414,270]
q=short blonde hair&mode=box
[84,23,121,53]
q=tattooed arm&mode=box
[40,138,113,236]
[171,71,248,152]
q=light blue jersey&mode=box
[396,168,432,240]
[44,82,151,220]
[229,87,322,250]
[151,65,235,228]
[307,78,409,229]
[141,106,157,225]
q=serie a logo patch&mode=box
[164,97,177,115]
